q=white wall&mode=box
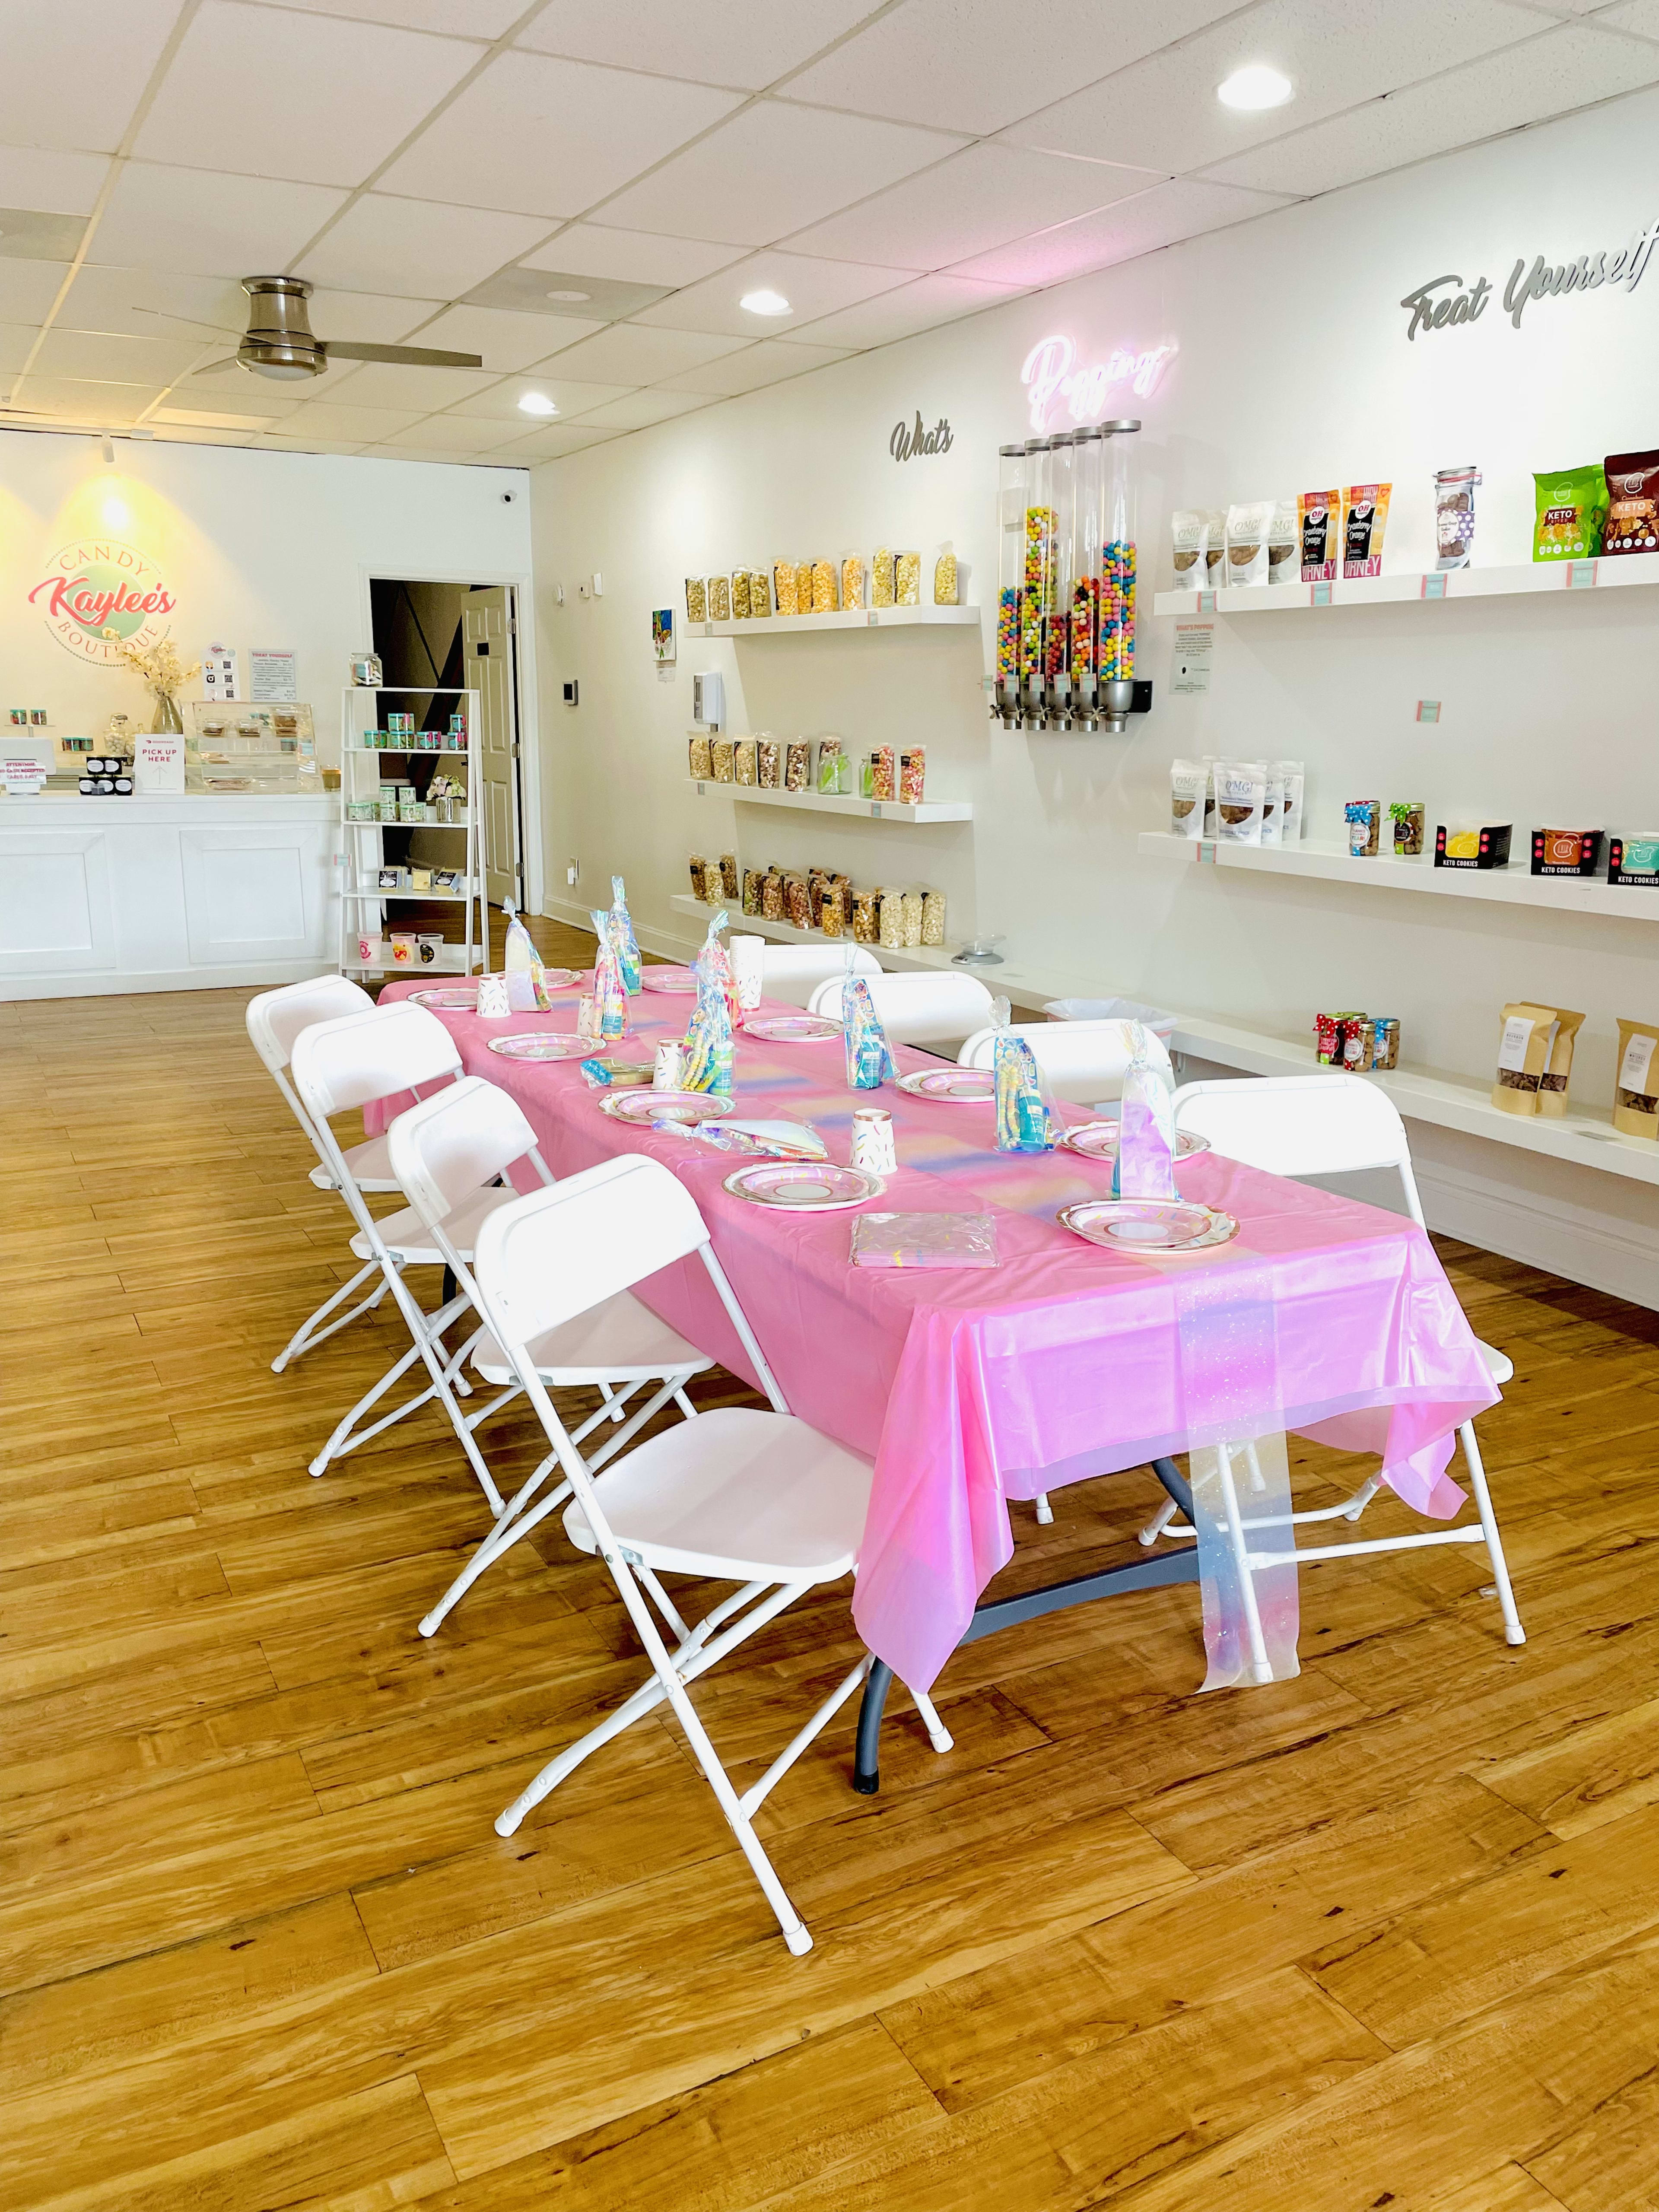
[0,427,533,782]
[528,88,1659,1302]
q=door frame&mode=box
[359,565,541,916]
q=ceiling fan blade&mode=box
[191,358,242,376]
[324,340,484,370]
[134,308,243,340]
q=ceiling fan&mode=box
[193,276,483,382]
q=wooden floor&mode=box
[3,915,1658,2212]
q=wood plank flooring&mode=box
[3,915,1658,2210]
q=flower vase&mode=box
[152,693,184,735]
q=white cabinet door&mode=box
[179,821,331,965]
[0,828,115,978]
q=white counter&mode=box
[0,793,338,1001]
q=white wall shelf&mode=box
[696,605,979,638]
[1139,830,1659,922]
[1167,1011,1659,1191]
[338,688,483,978]
[687,779,972,824]
[1152,550,1659,618]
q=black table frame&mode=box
[852,1456,1198,1793]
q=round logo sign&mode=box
[29,539,175,665]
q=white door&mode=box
[463,587,520,906]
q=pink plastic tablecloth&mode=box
[373,975,1498,1691]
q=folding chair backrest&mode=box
[291,1000,461,1124]
[806,969,993,1048]
[387,1076,542,1230]
[760,943,881,1009]
[1172,1074,1422,1220]
[956,1017,1173,1104]
[473,1154,713,1350]
[247,975,375,1076]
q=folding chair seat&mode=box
[383,1078,714,1637]
[1146,1073,1524,1675]
[473,1154,951,1955]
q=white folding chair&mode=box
[807,969,994,1051]
[759,943,881,1009]
[1151,1074,1524,1664]
[957,1017,1174,1106]
[385,1077,717,1637]
[291,1001,518,1510]
[474,1154,952,1956]
[246,974,402,1373]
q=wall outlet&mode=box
[566,858,579,887]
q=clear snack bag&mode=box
[841,944,896,1091]
[588,907,630,1042]
[680,911,735,1095]
[1112,1023,1178,1199]
[608,874,642,995]
[994,1033,1058,1152]
[502,899,550,1011]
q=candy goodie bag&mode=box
[994,1033,1058,1152]
[680,912,736,1095]
[588,908,630,1042]
[608,874,642,995]
[502,899,551,1011]
[840,944,896,1091]
[1112,1023,1178,1199]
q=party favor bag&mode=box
[609,874,642,995]
[502,899,551,1011]
[589,908,630,1042]
[842,947,896,1091]
[994,1034,1057,1152]
[680,918,735,1095]
[1113,1023,1178,1198]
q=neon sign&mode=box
[1020,333,1176,434]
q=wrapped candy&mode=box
[851,890,878,944]
[588,907,630,1042]
[921,888,947,946]
[995,1033,1057,1152]
[502,899,551,1011]
[608,874,641,995]
[680,910,735,1095]
[842,955,896,1091]
[1112,1023,1177,1199]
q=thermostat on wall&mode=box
[692,671,724,730]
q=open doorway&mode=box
[370,577,524,909]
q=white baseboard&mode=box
[0,960,336,1002]
[535,891,702,965]
[1412,1156,1659,1313]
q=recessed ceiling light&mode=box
[518,391,558,416]
[546,287,591,303]
[740,288,791,317]
[1217,63,1294,111]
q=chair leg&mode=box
[1139,1494,1181,1546]
[1214,1443,1274,1684]
[1033,1492,1054,1526]
[910,1686,954,1753]
[1459,1420,1526,1646]
[271,1258,386,1373]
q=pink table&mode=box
[375,976,1497,1703]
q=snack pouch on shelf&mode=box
[1532,465,1606,560]
[994,1033,1057,1153]
[1170,510,1211,585]
[1112,1024,1179,1198]
[1614,1017,1659,1138]
[680,911,735,1095]
[1224,501,1274,586]
[1341,484,1391,579]
[1602,451,1659,555]
[608,874,642,995]
[1298,490,1341,581]
[1491,1001,1559,1116]
[588,908,630,1042]
[1267,500,1299,586]
[842,950,896,1091]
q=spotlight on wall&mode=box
[102,494,130,528]
[1217,63,1294,110]
[739,288,791,317]
[101,434,115,464]
[518,391,559,416]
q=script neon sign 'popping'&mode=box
[1020,333,1176,433]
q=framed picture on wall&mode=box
[652,608,675,665]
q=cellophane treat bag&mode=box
[502,900,548,1011]
[842,949,896,1091]
[609,874,642,994]
[588,908,630,1043]
[1113,1024,1179,1198]
[680,914,735,1095]
[994,1034,1058,1152]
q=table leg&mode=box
[850,1458,1198,1796]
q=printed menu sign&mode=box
[250,649,297,702]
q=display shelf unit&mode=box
[337,687,483,979]
[1152,549,1659,618]
[1139,830,1659,921]
[687,778,973,825]
[694,604,980,638]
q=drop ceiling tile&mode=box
[0,324,41,375]
[950,178,1294,286]
[29,327,206,384]
[277,0,524,31]
[296,195,550,299]
[382,413,530,451]
[0,262,73,322]
[534,322,750,382]
[443,375,636,421]
[134,3,482,189]
[462,264,666,321]
[1588,0,1659,38]
[514,0,877,91]
[574,389,714,429]
[787,270,1020,348]
[255,400,425,441]
[303,289,445,344]
[0,210,86,263]
[252,434,372,455]
[150,404,291,430]
[521,225,747,286]
[785,141,1165,273]
[149,424,265,446]
[787,0,1246,133]
[490,422,620,459]
[1004,0,1548,174]
[359,443,518,467]
[632,250,910,337]
[397,302,607,372]
[312,360,502,410]
[57,267,247,342]
[654,337,854,395]
[597,102,967,248]
[92,163,348,279]
[378,51,743,218]
[6,376,162,425]
[0,0,181,155]
[1201,22,1659,194]
[0,147,112,217]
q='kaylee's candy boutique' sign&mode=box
[28,540,176,665]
